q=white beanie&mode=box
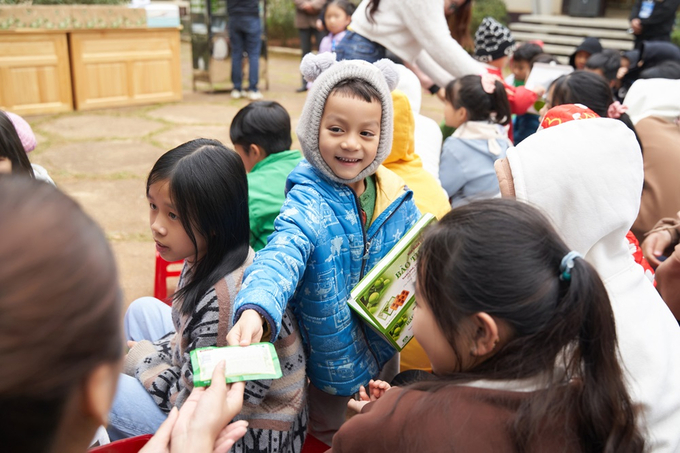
[296,53,399,185]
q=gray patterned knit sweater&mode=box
[124,249,308,452]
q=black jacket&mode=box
[629,0,680,40]
[226,0,259,17]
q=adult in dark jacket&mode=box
[629,0,680,48]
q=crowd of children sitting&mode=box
[2,6,680,453]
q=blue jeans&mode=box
[229,15,262,91]
[108,374,168,440]
[124,296,174,341]
[107,297,174,440]
[513,113,541,145]
[334,31,386,63]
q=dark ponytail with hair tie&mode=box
[409,199,644,452]
[445,74,511,126]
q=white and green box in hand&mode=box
[190,343,282,387]
[348,213,436,351]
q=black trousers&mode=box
[298,27,326,86]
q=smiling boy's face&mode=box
[318,92,381,194]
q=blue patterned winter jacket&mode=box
[233,160,420,396]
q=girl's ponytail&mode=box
[544,257,643,451]
[446,75,511,126]
[490,79,511,126]
[413,199,644,452]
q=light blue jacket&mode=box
[234,160,420,396]
[439,121,512,208]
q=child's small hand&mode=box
[359,379,391,402]
[531,86,546,98]
[226,309,265,346]
[641,229,673,268]
[127,340,138,349]
[369,379,391,399]
[347,399,371,413]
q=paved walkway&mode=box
[26,43,443,308]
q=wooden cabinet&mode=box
[0,26,181,115]
[69,28,181,110]
[0,31,73,115]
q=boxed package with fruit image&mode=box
[347,213,435,351]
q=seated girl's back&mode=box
[331,199,644,452]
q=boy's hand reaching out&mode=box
[226,309,266,346]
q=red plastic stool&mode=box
[301,434,329,453]
[154,251,183,305]
[89,434,152,453]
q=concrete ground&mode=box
[26,42,444,309]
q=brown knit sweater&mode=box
[330,385,583,453]
[125,249,308,452]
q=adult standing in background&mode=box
[335,0,483,88]
[227,0,263,100]
[294,0,326,92]
[629,0,680,49]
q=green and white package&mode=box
[190,342,282,387]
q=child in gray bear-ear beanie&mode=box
[228,53,422,446]
[296,52,397,191]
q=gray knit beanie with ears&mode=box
[296,53,399,185]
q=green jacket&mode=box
[248,149,303,251]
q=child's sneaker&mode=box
[231,89,243,99]
[247,90,263,101]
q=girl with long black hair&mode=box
[108,139,308,452]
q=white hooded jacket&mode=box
[506,118,680,451]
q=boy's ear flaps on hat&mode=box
[296,54,400,185]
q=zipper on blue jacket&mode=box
[353,193,371,279]
[354,189,411,280]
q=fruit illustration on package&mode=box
[388,314,408,341]
[364,276,392,314]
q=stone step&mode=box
[512,31,635,50]
[509,22,633,40]
[518,14,630,29]
[540,42,581,57]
